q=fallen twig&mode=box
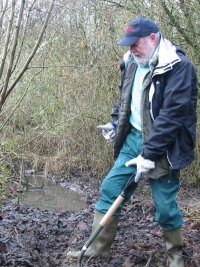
[145,251,154,267]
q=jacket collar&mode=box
[149,35,181,76]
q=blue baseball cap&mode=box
[117,17,159,46]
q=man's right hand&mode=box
[97,122,116,143]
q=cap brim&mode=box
[117,36,139,46]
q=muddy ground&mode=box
[0,171,200,267]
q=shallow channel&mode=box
[19,175,87,212]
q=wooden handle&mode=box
[99,195,124,227]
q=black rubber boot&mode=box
[67,210,119,259]
[163,228,185,267]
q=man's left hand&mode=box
[125,155,155,174]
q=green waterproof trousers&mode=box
[96,128,183,231]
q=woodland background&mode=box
[0,0,199,200]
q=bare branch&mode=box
[0,0,25,109]
[12,0,37,74]
[177,1,196,36]
[5,0,55,101]
[161,2,197,49]
[0,0,15,82]
[100,0,132,10]
[0,0,8,32]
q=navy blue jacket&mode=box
[144,56,197,169]
[112,37,198,171]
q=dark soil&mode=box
[0,171,200,267]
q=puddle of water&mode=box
[19,175,87,212]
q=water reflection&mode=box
[19,175,86,212]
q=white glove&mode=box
[97,122,116,143]
[125,155,155,182]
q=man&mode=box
[68,17,198,267]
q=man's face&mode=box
[130,34,157,66]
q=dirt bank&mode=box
[0,172,200,267]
